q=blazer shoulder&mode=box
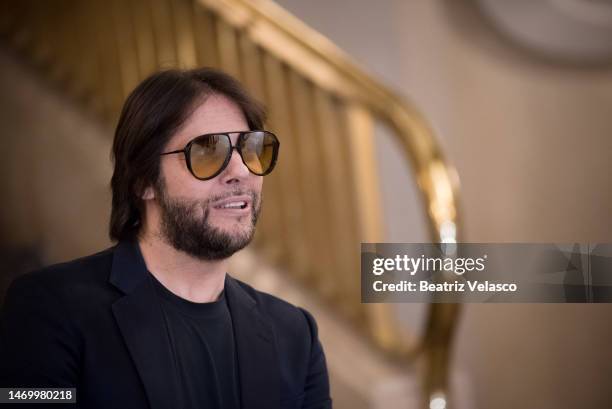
[6,245,116,298]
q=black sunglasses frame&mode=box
[160,130,280,181]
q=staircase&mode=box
[0,0,462,407]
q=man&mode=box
[0,68,332,409]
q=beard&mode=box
[154,177,261,261]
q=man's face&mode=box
[150,93,263,260]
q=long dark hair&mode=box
[109,68,266,242]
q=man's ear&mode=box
[142,186,155,200]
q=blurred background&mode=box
[1,0,611,408]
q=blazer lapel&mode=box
[225,274,281,409]
[109,240,182,409]
[108,239,281,409]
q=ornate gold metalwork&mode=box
[0,0,462,406]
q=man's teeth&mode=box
[218,201,246,209]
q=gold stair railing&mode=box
[0,0,462,407]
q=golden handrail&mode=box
[0,0,462,406]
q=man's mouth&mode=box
[211,195,252,212]
[215,201,247,209]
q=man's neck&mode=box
[137,231,228,303]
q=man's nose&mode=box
[220,147,249,183]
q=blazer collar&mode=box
[109,239,280,409]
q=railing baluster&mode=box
[111,0,141,100]
[287,71,336,292]
[129,0,158,79]
[192,6,219,67]
[215,18,240,79]
[71,1,98,104]
[262,55,309,278]
[150,0,178,68]
[171,0,198,69]
[91,0,123,121]
[313,90,360,305]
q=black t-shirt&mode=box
[149,272,241,409]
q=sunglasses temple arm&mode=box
[160,150,185,156]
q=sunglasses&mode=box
[160,130,280,180]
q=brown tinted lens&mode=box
[241,131,276,175]
[190,134,230,178]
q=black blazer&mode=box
[0,240,332,409]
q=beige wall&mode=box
[275,0,612,408]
